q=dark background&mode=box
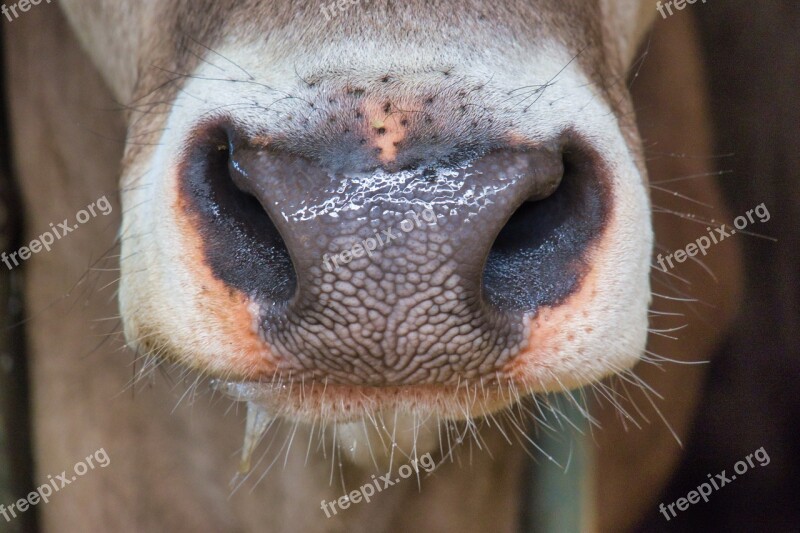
[637,1,800,531]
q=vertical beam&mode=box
[527,391,594,533]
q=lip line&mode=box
[211,374,532,423]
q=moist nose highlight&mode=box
[223,135,567,385]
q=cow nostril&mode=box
[181,125,297,304]
[483,143,609,312]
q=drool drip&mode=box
[239,401,272,474]
[212,380,276,476]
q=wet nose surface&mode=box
[181,98,609,386]
[228,142,564,385]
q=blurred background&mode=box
[635,1,800,531]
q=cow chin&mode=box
[116,23,653,464]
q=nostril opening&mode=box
[180,124,297,304]
[483,142,610,313]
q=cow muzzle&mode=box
[180,117,608,388]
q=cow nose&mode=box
[182,117,607,386]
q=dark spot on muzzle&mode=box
[180,122,609,386]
